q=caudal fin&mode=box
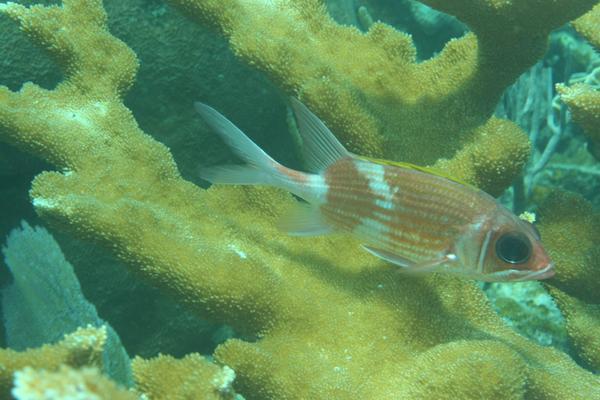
[196,100,341,237]
[195,102,280,185]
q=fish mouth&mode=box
[515,263,555,281]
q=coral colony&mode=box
[0,1,598,399]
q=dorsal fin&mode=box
[290,98,350,173]
[356,156,475,189]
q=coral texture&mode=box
[548,288,600,372]
[0,0,598,399]
[12,366,135,400]
[133,353,238,400]
[559,4,600,159]
[1,221,132,385]
[573,2,600,49]
[0,326,107,398]
[484,281,567,349]
[557,73,600,160]
[166,0,596,195]
[538,191,600,372]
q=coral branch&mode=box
[133,353,238,399]
[166,0,595,195]
[557,78,600,159]
[0,326,107,398]
[539,190,600,373]
[548,287,600,372]
[0,0,280,334]
[573,2,600,49]
[12,366,135,400]
[560,4,600,159]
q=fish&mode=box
[194,98,555,282]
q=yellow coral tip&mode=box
[519,211,536,224]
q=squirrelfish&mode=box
[195,99,554,282]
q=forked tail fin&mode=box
[195,99,347,236]
[194,102,282,185]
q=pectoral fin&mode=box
[362,245,456,274]
[278,202,332,236]
[362,245,415,268]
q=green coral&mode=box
[166,0,595,195]
[133,353,239,399]
[548,288,600,372]
[558,79,600,160]
[537,191,600,372]
[538,191,599,303]
[0,0,599,399]
[0,0,246,359]
[0,326,107,398]
[12,366,136,400]
[1,221,132,385]
[573,2,600,49]
[559,3,600,159]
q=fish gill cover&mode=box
[0,0,598,399]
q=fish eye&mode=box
[495,232,531,264]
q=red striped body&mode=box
[286,156,553,281]
[319,157,494,267]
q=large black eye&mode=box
[495,232,531,264]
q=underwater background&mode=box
[0,0,598,398]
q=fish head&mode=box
[455,207,554,282]
[474,208,554,282]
